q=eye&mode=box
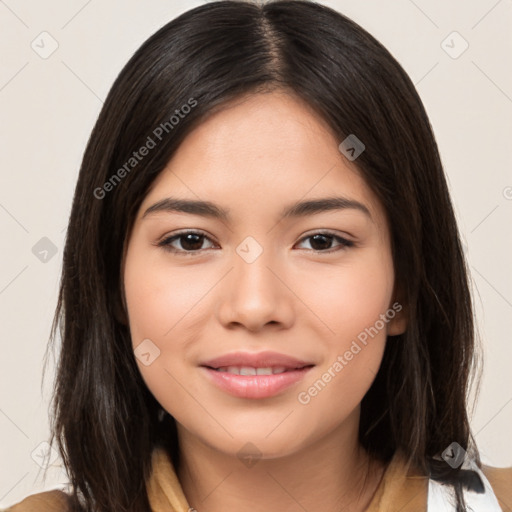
[157,230,218,255]
[294,231,354,253]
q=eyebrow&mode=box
[142,196,372,222]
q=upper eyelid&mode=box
[157,229,218,245]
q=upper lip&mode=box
[201,351,315,370]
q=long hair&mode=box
[44,1,481,510]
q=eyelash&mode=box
[156,230,355,256]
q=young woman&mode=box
[7,1,512,511]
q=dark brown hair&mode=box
[44,1,481,510]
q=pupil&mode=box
[310,234,331,251]
[182,234,203,251]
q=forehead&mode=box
[139,91,387,228]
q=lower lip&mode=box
[201,366,314,399]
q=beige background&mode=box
[0,0,511,507]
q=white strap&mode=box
[428,464,503,511]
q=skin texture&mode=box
[123,90,407,512]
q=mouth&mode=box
[200,362,315,399]
[205,364,314,375]
[199,350,316,399]
[200,350,315,371]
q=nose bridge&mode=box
[215,236,294,330]
[235,243,276,297]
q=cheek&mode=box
[293,252,395,342]
[123,245,215,404]
[293,253,394,408]
[123,254,198,419]
[124,249,211,345]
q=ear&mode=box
[387,285,408,336]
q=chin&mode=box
[211,429,309,461]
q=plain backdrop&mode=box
[0,0,511,508]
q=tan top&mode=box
[5,447,512,512]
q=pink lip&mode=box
[201,366,314,399]
[199,350,315,399]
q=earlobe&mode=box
[387,286,408,336]
[387,306,407,336]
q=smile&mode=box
[213,366,295,375]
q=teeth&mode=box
[215,366,290,375]
[239,367,256,376]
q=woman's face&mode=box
[123,91,406,459]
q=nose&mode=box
[215,247,295,332]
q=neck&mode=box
[176,410,385,512]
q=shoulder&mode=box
[481,463,512,512]
[3,489,72,512]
